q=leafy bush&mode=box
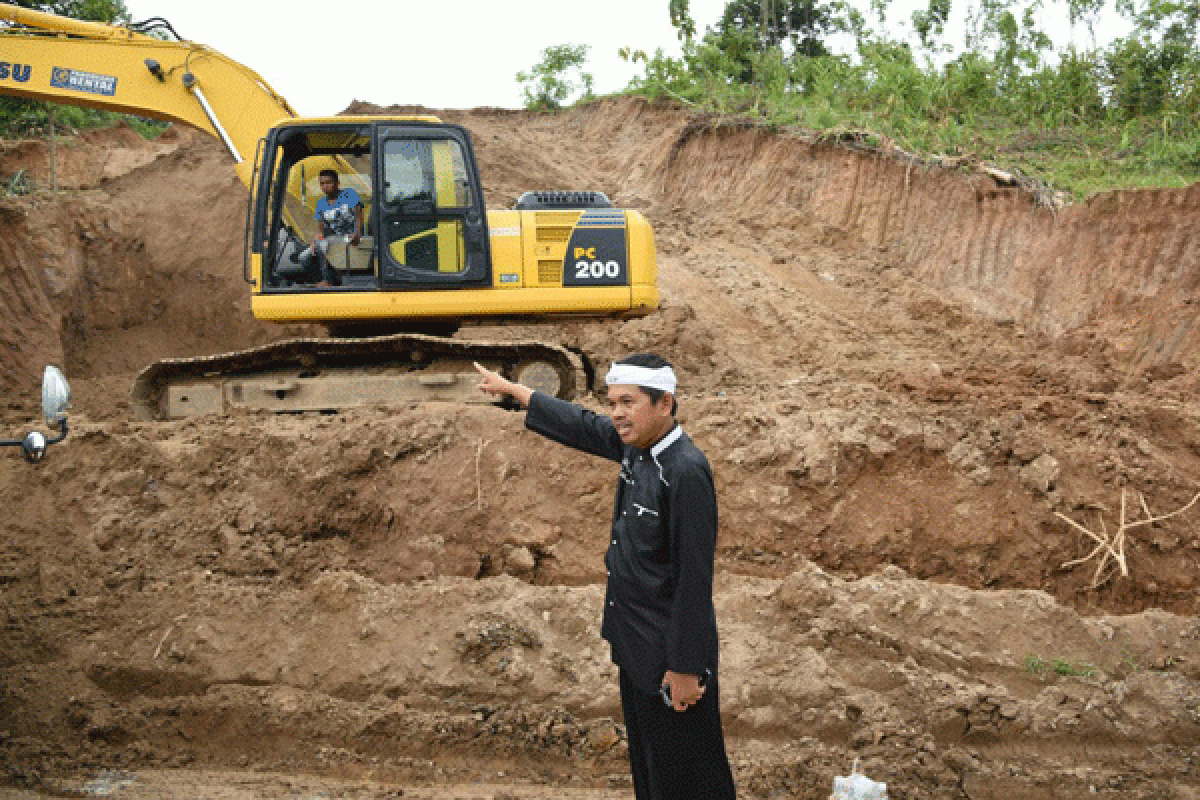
[516,44,594,111]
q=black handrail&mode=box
[243,136,266,285]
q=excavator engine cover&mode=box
[513,191,612,210]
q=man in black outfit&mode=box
[475,354,736,800]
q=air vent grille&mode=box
[535,211,581,227]
[538,260,562,286]
[536,227,572,243]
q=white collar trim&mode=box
[651,425,684,459]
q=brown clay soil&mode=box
[1,98,1199,799]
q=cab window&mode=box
[381,138,473,274]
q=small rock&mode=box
[505,546,537,577]
[1020,454,1060,494]
[948,441,985,469]
[1011,431,1043,464]
[587,723,620,752]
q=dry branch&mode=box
[1056,489,1200,588]
[444,438,491,513]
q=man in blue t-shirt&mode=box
[315,169,363,244]
[297,169,364,286]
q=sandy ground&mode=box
[1,98,1199,799]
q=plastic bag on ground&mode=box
[831,759,887,799]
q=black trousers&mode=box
[619,669,737,800]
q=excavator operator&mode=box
[315,169,364,246]
[298,168,364,286]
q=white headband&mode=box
[605,364,677,394]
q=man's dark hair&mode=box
[318,168,339,183]
[615,352,678,416]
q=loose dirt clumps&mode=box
[1,97,1199,798]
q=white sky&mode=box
[120,0,731,116]
[120,0,1128,117]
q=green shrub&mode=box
[516,44,594,111]
[610,0,1200,196]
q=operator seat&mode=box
[271,227,308,284]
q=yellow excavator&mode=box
[0,5,658,418]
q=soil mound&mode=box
[1,98,1198,797]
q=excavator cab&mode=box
[252,118,492,295]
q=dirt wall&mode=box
[659,119,1200,371]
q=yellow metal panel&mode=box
[432,140,456,208]
[437,220,463,273]
[0,4,144,39]
[630,285,660,312]
[522,209,579,287]
[424,141,464,272]
[538,260,562,284]
[626,210,658,294]
[275,115,443,126]
[486,210,523,288]
[253,286,645,323]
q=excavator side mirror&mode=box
[42,365,70,427]
[3,366,71,464]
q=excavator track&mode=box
[130,334,586,420]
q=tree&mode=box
[5,0,128,23]
[516,44,594,111]
[912,0,952,50]
[670,0,697,44]
[1103,0,1198,116]
[713,0,840,57]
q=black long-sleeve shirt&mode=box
[525,392,720,694]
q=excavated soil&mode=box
[1,97,1199,799]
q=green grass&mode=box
[1025,653,1096,678]
[684,96,1200,201]
[0,100,168,141]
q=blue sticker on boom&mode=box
[51,67,117,96]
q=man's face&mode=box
[319,174,339,197]
[607,384,674,449]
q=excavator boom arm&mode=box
[0,3,295,188]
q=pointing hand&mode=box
[474,363,533,407]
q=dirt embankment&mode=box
[655,113,1200,370]
[1,97,1199,798]
[0,124,288,406]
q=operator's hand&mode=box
[663,670,705,712]
[350,233,361,246]
[473,362,533,407]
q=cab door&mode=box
[374,123,491,287]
